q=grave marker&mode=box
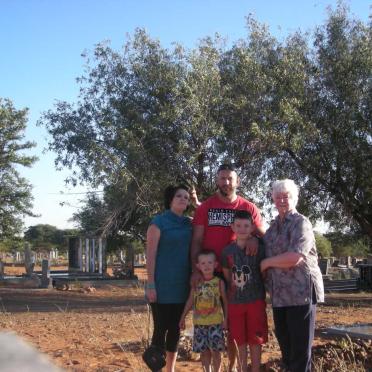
[41,259,51,288]
[319,258,329,275]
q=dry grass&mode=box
[0,274,371,371]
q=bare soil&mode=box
[0,266,371,371]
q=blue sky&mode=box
[0,0,370,230]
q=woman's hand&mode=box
[260,258,270,273]
[146,288,157,303]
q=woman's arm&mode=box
[146,224,161,302]
[260,251,304,273]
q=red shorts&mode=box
[228,300,268,346]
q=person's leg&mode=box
[228,304,247,371]
[150,303,167,350]
[200,350,212,372]
[211,350,222,372]
[165,351,177,372]
[208,324,225,372]
[273,306,291,369]
[237,343,248,372]
[227,337,237,371]
[245,300,267,372]
[164,303,185,372]
[287,303,316,372]
[248,344,261,372]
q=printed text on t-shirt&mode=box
[208,208,235,226]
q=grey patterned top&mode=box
[263,210,324,307]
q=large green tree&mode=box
[40,4,372,240]
[40,31,229,238]
[0,98,37,240]
[222,6,372,237]
[24,224,78,252]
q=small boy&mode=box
[179,249,228,372]
[221,210,268,372]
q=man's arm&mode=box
[190,225,205,286]
[245,222,265,256]
[191,225,204,270]
[255,224,266,237]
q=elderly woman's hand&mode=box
[260,258,270,273]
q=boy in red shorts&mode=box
[221,210,268,372]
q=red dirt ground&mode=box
[0,266,371,371]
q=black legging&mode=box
[150,303,185,352]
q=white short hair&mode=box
[271,179,299,207]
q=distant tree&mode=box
[24,224,78,252]
[314,232,332,258]
[71,193,108,236]
[0,98,37,240]
[326,231,371,257]
[0,237,23,253]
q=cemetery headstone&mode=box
[41,259,51,288]
[24,244,35,276]
[69,237,81,271]
[319,258,329,275]
[346,256,352,267]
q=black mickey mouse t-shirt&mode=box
[221,241,266,304]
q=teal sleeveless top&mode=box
[151,210,192,303]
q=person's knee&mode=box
[165,328,180,352]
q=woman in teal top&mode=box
[145,184,192,372]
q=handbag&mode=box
[142,344,166,371]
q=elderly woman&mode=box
[145,184,192,372]
[260,179,324,372]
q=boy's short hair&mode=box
[233,210,253,223]
[197,249,217,261]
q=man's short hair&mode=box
[233,210,253,223]
[197,249,217,261]
[217,163,236,173]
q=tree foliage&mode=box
[24,224,78,252]
[39,4,372,241]
[325,231,371,257]
[0,98,37,240]
[314,232,332,258]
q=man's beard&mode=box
[218,186,234,197]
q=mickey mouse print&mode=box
[221,241,266,304]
